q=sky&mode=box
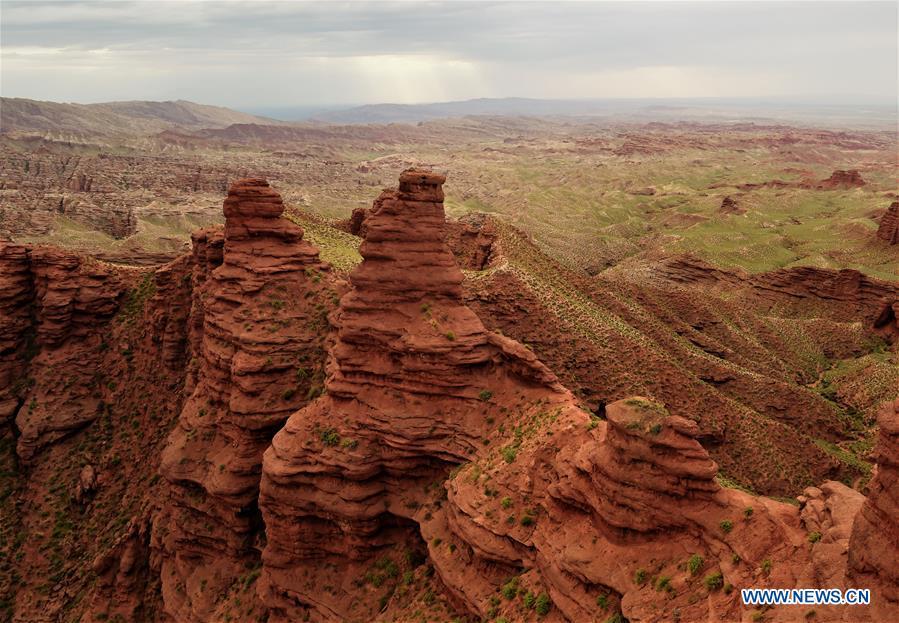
[1,0,896,108]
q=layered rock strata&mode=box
[154,179,335,621]
[259,170,566,621]
[0,245,126,459]
[259,171,898,623]
[849,397,899,610]
[816,169,866,189]
[0,244,33,422]
[877,201,899,245]
[656,255,899,327]
[438,393,899,622]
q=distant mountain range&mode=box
[2,96,894,141]
[305,96,897,126]
[308,97,621,123]
[0,98,279,139]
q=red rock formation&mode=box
[257,172,894,622]
[877,201,899,245]
[656,254,899,326]
[751,266,899,324]
[816,169,866,189]
[259,169,565,622]
[445,213,500,270]
[849,398,899,610]
[437,393,892,622]
[719,194,745,215]
[345,205,370,236]
[4,169,897,623]
[8,248,125,460]
[85,512,156,622]
[154,179,335,622]
[0,242,194,620]
[0,244,33,422]
[737,179,791,190]
[68,172,93,192]
[874,300,899,343]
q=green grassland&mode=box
[270,128,895,280]
[8,122,895,279]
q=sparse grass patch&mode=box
[704,572,723,591]
[319,428,340,447]
[688,554,704,576]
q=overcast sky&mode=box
[1,1,896,108]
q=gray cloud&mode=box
[1,1,896,107]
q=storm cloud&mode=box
[1,0,896,107]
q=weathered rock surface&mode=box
[445,213,500,270]
[0,240,195,620]
[849,397,899,609]
[719,194,745,214]
[258,169,565,621]
[154,179,336,622]
[0,244,127,460]
[816,169,866,189]
[4,168,898,623]
[438,393,897,622]
[877,201,899,245]
[656,254,899,327]
[258,171,898,623]
[0,244,33,422]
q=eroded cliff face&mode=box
[258,170,567,621]
[849,398,899,605]
[0,243,127,460]
[0,178,337,622]
[0,241,194,621]
[877,201,899,245]
[654,255,899,326]
[153,179,338,622]
[0,244,33,424]
[437,394,893,622]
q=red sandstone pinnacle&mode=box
[218,178,317,279]
[349,168,461,303]
[221,178,285,219]
[258,169,564,622]
[155,178,334,622]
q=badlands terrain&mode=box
[0,98,897,623]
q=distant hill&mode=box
[310,96,898,128]
[310,97,614,124]
[0,98,280,139]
